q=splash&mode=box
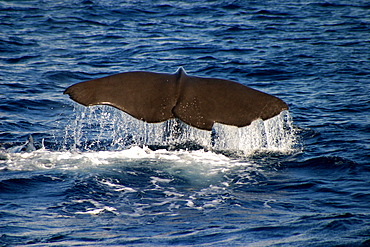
[60,105,298,154]
[211,113,296,154]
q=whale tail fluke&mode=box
[64,68,288,130]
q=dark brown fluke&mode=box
[64,67,288,131]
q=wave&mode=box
[1,146,255,172]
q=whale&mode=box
[64,67,288,131]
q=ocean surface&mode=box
[1,0,369,246]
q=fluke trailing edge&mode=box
[64,67,288,131]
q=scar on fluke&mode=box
[64,67,288,131]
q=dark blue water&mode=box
[1,1,370,246]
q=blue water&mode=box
[1,0,370,246]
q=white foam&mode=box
[99,179,137,193]
[1,146,255,173]
[150,176,173,184]
[72,199,118,215]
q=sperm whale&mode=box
[64,67,288,130]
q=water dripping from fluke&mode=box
[60,105,300,156]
